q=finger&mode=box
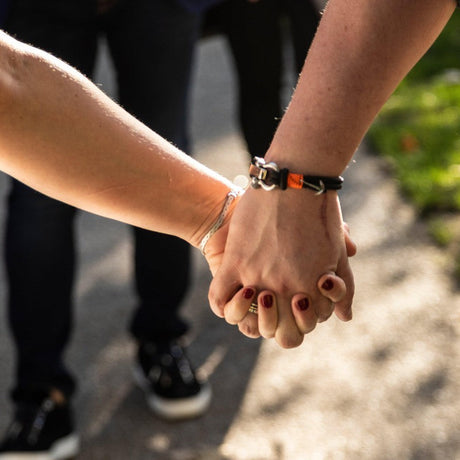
[343,222,357,257]
[237,309,261,339]
[291,293,318,335]
[208,267,243,318]
[257,291,278,339]
[311,277,336,323]
[317,273,347,303]
[274,297,304,349]
[334,258,355,322]
[313,294,336,323]
[224,286,257,325]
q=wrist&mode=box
[190,187,243,252]
[264,146,349,178]
[249,156,343,194]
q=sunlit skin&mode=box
[0,29,351,348]
[209,0,456,347]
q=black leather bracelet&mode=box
[249,157,343,194]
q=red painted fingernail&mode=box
[322,279,334,291]
[262,294,273,309]
[296,298,310,311]
[243,288,255,299]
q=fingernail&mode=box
[322,279,334,291]
[296,298,310,311]
[262,294,273,309]
[243,288,255,299]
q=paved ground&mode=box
[0,35,459,460]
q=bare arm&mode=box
[267,0,456,173]
[209,0,456,348]
[0,30,234,248]
[0,30,351,347]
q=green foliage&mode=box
[368,11,460,215]
[368,11,460,284]
[401,11,460,85]
[428,218,454,247]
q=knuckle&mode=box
[268,277,297,297]
[208,290,225,310]
[275,283,291,297]
[259,327,276,339]
[208,293,226,318]
[316,301,335,322]
[317,313,333,323]
[226,306,247,325]
[276,333,304,349]
[300,321,317,335]
[224,314,239,326]
[262,332,276,339]
[238,321,260,338]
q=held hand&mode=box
[222,222,356,343]
[208,186,355,348]
[203,219,231,278]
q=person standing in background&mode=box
[0,1,8,26]
[203,0,320,158]
[0,0,221,457]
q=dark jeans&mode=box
[0,0,9,26]
[4,0,201,400]
[204,0,319,157]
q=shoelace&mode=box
[26,398,55,445]
[167,344,195,385]
[147,343,195,387]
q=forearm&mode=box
[266,0,456,174]
[0,31,233,246]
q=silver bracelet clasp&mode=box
[250,157,280,191]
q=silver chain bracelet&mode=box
[199,189,241,255]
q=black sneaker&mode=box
[133,340,211,421]
[0,390,79,460]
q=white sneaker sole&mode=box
[0,433,79,460]
[133,365,212,421]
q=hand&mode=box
[207,186,355,348]
[224,224,356,343]
[205,219,355,335]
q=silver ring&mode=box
[248,302,258,314]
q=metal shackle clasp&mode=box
[250,157,280,191]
